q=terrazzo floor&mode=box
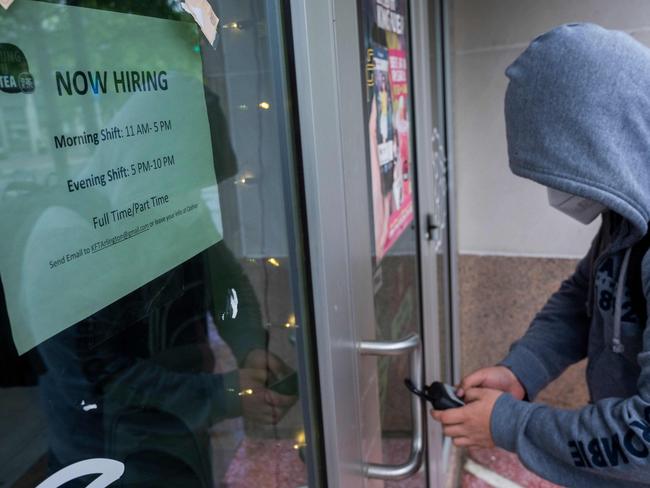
[461,447,563,488]
[222,437,426,487]
[220,440,565,487]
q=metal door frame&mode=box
[410,1,449,486]
[290,1,368,485]
[289,0,454,486]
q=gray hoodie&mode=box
[492,23,650,487]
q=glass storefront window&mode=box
[0,1,318,486]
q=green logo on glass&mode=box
[0,43,35,94]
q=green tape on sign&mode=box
[0,1,222,354]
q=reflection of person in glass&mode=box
[0,76,297,486]
[32,243,296,486]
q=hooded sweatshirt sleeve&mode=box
[490,251,650,487]
[489,20,650,487]
[500,233,598,400]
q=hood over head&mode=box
[505,23,650,242]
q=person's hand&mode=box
[431,387,502,448]
[239,367,296,424]
[457,366,525,400]
[243,349,293,379]
[240,350,297,424]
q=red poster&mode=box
[363,0,413,262]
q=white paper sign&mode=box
[0,2,223,354]
[1,0,16,11]
[182,0,219,46]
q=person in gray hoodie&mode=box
[432,23,650,487]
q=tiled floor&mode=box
[383,438,426,488]
[462,472,495,488]
[462,447,562,488]
[222,437,427,488]
[221,440,564,487]
[223,438,308,488]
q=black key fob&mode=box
[404,379,464,410]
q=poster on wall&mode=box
[362,0,414,262]
[0,1,222,354]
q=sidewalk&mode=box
[461,447,562,488]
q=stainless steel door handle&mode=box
[358,333,424,480]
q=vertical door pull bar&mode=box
[358,333,424,480]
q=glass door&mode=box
[0,1,322,487]
[290,0,452,486]
[358,0,428,486]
